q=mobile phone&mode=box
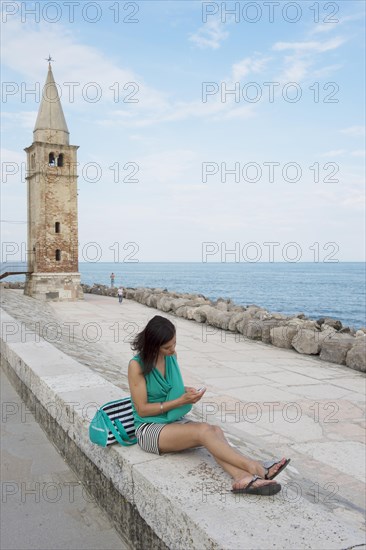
[197,386,206,392]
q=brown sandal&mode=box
[231,475,281,496]
[263,458,291,480]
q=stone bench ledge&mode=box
[1,309,363,550]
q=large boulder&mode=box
[320,334,356,365]
[229,305,245,313]
[346,341,366,372]
[174,305,200,320]
[206,308,232,330]
[180,292,207,301]
[170,298,189,313]
[320,324,337,336]
[317,317,343,331]
[324,318,343,330]
[245,305,262,315]
[301,320,321,330]
[236,312,256,335]
[261,320,285,344]
[228,312,247,332]
[175,306,188,318]
[215,299,229,311]
[193,305,213,323]
[270,325,299,349]
[133,288,150,304]
[146,293,160,308]
[158,296,177,312]
[292,328,324,355]
[125,288,137,299]
[254,309,272,321]
[271,313,288,320]
[185,297,211,307]
[185,306,199,320]
[243,320,263,340]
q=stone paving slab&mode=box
[0,368,127,550]
[1,289,366,549]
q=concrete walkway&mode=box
[0,367,128,550]
[1,289,365,549]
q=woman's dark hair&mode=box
[131,315,176,374]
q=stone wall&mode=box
[5,276,83,302]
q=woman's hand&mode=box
[180,387,206,405]
[184,386,198,394]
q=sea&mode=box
[4,262,365,329]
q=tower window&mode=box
[55,222,60,233]
[31,153,36,169]
[55,249,61,261]
[57,154,64,167]
[49,152,55,166]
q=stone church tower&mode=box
[24,62,83,301]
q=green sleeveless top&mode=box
[130,354,192,430]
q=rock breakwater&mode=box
[2,281,365,372]
[81,283,365,373]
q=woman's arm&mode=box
[128,360,203,417]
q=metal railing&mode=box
[0,262,31,280]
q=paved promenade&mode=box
[1,289,365,548]
[1,367,128,550]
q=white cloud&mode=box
[276,58,311,83]
[310,23,338,35]
[311,64,343,78]
[1,148,27,165]
[231,55,271,81]
[341,126,365,137]
[1,18,257,129]
[341,194,366,210]
[350,150,366,158]
[189,19,229,50]
[273,35,346,84]
[220,104,255,120]
[310,12,365,35]
[97,93,256,128]
[320,150,346,158]
[1,111,38,130]
[273,37,346,53]
[1,18,170,119]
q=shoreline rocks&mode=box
[2,281,365,372]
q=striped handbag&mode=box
[89,397,137,447]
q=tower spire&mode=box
[33,63,69,145]
[24,61,82,301]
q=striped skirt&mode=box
[136,417,192,455]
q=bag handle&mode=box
[101,411,136,447]
[114,418,137,446]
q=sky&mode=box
[1,0,365,263]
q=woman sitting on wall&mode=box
[128,315,290,496]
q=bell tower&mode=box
[24,62,83,301]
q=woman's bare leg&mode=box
[158,422,286,486]
[213,456,250,480]
[208,429,286,490]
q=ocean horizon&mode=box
[3,261,365,329]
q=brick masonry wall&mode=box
[26,142,79,273]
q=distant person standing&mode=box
[117,286,123,304]
[110,272,115,287]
